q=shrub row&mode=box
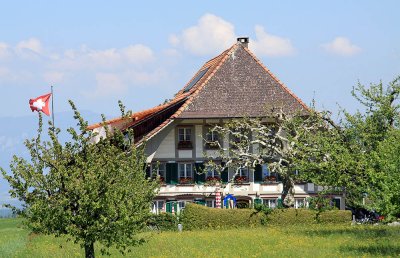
[180,204,264,230]
[147,213,178,231]
[180,204,352,230]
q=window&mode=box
[206,200,216,208]
[263,199,277,209]
[295,198,306,209]
[178,128,192,149]
[235,167,249,183]
[178,128,191,142]
[262,164,278,183]
[151,163,166,180]
[152,200,165,214]
[178,200,191,210]
[179,163,193,184]
[239,167,248,177]
[206,167,219,178]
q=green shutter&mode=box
[254,164,262,182]
[221,162,228,183]
[277,198,283,208]
[166,163,178,184]
[195,163,205,183]
[166,202,172,213]
[171,163,178,184]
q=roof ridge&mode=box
[173,43,238,118]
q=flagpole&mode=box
[51,85,55,128]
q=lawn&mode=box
[1,218,399,257]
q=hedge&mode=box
[180,204,352,230]
[147,213,178,231]
[180,204,264,230]
[317,210,352,224]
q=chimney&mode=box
[237,37,249,48]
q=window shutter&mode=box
[194,163,205,183]
[221,162,228,183]
[170,163,178,184]
[254,164,262,182]
[145,165,151,179]
[166,202,171,213]
[166,163,178,184]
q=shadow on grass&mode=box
[341,245,400,256]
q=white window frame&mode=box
[262,198,277,209]
[206,167,219,178]
[151,163,166,178]
[295,198,306,209]
[179,163,193,178]
[262,164,270,178]
[206,200,216,208]
[239,167,249,177]
[178,128,191,142]
[206,130,219,142]
[152,200,165,214]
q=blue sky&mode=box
[1,1,400,204]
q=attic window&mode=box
[183,67,209,93]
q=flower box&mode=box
[234,176,248,184]
[205,176,221,186]
[178,141,193,149]
[179,177,193,184]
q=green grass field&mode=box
[1,218,399,257]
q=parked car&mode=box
[346,207,384,223]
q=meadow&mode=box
[1,218,399,257]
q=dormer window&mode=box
[178,127,192,149]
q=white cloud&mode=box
[87,48,121,67]
[15,38,42,55]
[176,13,236,55]
[250,25,295,57]
[121,44,154,64]
[91,73,126,98]
[0,42,10,59]
[43,71,64,84]
[321,37,361,56]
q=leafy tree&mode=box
[292,76,400,216]
[1,101,159,258]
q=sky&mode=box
[0,0,399,205]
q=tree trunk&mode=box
[281,175,294,207]
[84,242,95,258]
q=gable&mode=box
[178,45,307,118]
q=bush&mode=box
[266,209,316,225]
[180,204,353,230]
[147,213,178,231]
[318,210,352,224]
[181,204,264,230]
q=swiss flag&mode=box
[29,93,52,116]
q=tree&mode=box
[204,113,300,206]
[1,101,159,258]
[291,76,400,215]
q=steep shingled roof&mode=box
[88,41,308,141]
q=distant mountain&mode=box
[0,110,104,207]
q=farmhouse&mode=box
[88,37,345,212]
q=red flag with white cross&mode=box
[29,93,52,116]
